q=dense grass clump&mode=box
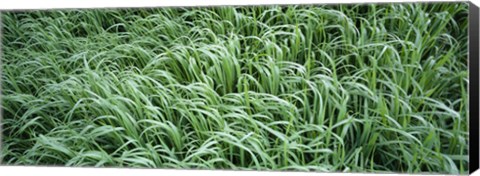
[1,3,469,174]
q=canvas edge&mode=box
[468,1,479,174]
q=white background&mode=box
[0,0,479,176]
[0,0,475,10]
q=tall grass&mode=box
[1,3,469,174]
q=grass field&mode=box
[0,3,470,174]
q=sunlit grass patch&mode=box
[1,3,469,174]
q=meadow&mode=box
[0,3,470,174]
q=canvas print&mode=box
[0,2,471,174]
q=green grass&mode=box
[0,2,469,174]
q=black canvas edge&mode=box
[469,1,479,175]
